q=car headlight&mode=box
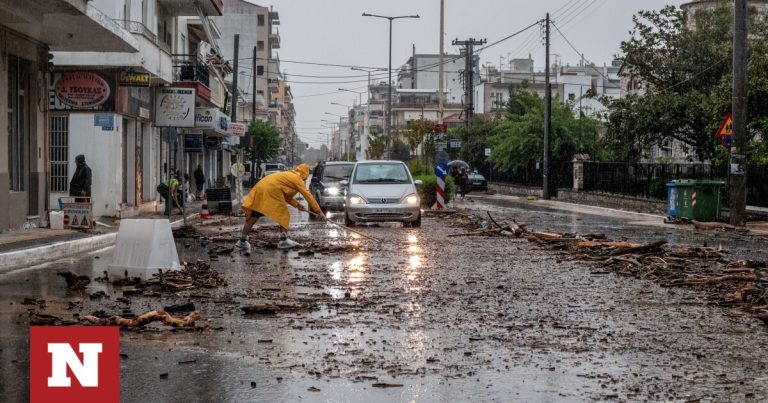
[403,194,419,205]
[348,195,366,205]
[325,186,340,196]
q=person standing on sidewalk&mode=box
[194,165,205,200]
[236,163,323,254]
[69,154,92,198]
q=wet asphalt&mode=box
[1,194,767,402]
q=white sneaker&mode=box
[235,239,251,255]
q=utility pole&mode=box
[543,14,552,200]
[231,34,239,122]
[438,0,445,124]
[730,0,748,226]
[452,37,486,125]
[252,45,256,123]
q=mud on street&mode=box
[2,196,768,402]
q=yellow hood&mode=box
[294,164,310,181]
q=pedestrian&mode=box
[69,154,92,199]
[194,165,205,200]
[236,163,323,254]
[156,172,183,216]
[457,168,469,199]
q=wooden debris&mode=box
[57,271,91,289]
[83,310,200,328]
[692,220,736,231]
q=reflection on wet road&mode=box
[1,195,767,402]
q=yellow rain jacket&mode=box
[242,163,322,229]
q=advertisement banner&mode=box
[155,88,196,127]
[118,71,151,87]
[50,71,116,111]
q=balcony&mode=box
[172,55,215,102]
[270,9,280,25]
[157,0,223,16]
[269,28,281,49]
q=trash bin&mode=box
[666,179,724,221]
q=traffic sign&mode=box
[722,134,732,149]
[716,112,732,139]
[434,163,449,178]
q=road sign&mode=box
[61,197,94,229]
[434,163,449,179]
[716,113,732,139]
[484,148,491,157]
[722,135,732,149]
[433,123,447,134]
[449,140,462,149]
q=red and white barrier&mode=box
[436,176,446,210]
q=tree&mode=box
[245,120,280,180]
[403,119,433,158]
[367,131,386,160]
[489,86,599,176]
[604,5,768,162]
[392,139,411,162]
[455,118,496,171]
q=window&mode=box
[257,40,264,51]
[7,54,30,192]
[257,14,265,26]
[49,116,69,192]
[257,65,264,76]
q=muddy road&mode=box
[1,195,767,402]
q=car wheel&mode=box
[344,211,355,227]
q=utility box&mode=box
[666,180,725,221]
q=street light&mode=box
[362,12,420,160]
[338,88,365,106]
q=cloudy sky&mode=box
[247,0,684,148]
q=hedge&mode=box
[414,174,454,208]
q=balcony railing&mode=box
[172,55,210,88]
[114,20,157,43]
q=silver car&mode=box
[343,161,423,227]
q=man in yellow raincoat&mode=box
[236,163,322,253]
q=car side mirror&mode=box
[340,180,349,187]
[414,179,423,186]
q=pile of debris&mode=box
[525,231,768,324]
[444,211,528,237]
[137,259,227,292]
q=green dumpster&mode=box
[668,179,725,222]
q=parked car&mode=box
[343,161,422,227]
[310,161,355,212]
[260,162,287,179]
[468,172,488,192]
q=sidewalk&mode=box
[0,207,200,274]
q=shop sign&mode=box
[227,122,246,137]
[155,88,195,127]
[51,72,115,111]
[119,71,151,87]
[184,134,204,152]
[93,114,114,131]
[195,108,229,135]
[204,136,222,150]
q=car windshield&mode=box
[323,164,354,182]
[265,164,283,171]
[353,164,410,184]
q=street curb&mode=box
[0,214,197,274]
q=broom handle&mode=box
[306,211,381,243]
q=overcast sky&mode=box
[247,0,684,148]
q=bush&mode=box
[414,174,454,208]
[408,160,427,176]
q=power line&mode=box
[550,22,621,89]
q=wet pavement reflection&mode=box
[1,195,767,402]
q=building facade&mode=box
[0,0,140,231]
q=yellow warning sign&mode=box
[716,112,732,139]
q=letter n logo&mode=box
[30,326,120,403]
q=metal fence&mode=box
[582,162,717,200]
[581,162,768,208]
[485,163,572,191]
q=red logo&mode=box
[30,326,120,403]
